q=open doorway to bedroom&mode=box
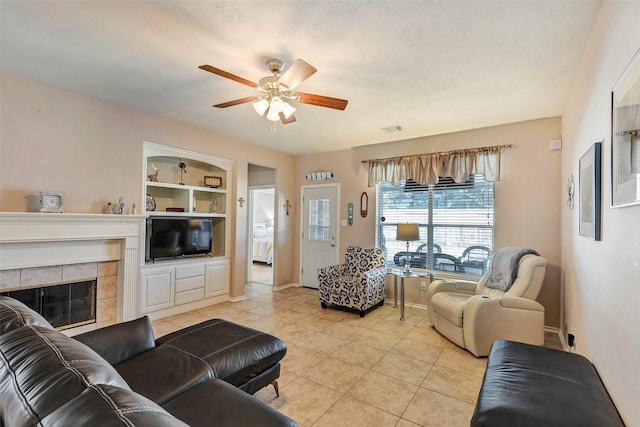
[247,164,276,286]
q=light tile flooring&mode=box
[251,261,273,285]
[151,283,562,427]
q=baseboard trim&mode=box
[544,326,568,350]
[273,282,298,291]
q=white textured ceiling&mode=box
[0,1,601,155]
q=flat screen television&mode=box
[146,216,213,262]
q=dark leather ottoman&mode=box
[94,317,287,403]
[154,318,287,395]
[471,340,624,427]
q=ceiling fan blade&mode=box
[294,92,348,110]
[199,65,257,88]
[280,112,297,124]
[277,59,317,90]
[213,96,257,108]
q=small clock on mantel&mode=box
[39,191,64,213]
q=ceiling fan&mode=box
[199,58,348,125]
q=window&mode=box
[376,174,494,276]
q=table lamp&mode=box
[396,223,420,274]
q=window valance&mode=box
[365,144,511,187]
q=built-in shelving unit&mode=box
[145,182,226,217]
[141,141,233,317]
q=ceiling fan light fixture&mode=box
[200,57,348,126]
[281,101,296,119]
[253,98,269,116]
[266,108,281,122]
[269,96,284,113]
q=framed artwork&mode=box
[204,176,222,188]
[611,48,640,208]
[579,142,602,240]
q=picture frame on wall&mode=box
[579,142,602,240]
[611,48,640,208]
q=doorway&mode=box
[247,163,276,286]
[300,184,339,289]
[248,186,274,285]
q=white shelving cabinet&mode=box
[140,141,233,317]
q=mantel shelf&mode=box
[0,212,145,243]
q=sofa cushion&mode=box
[155,319,287,388]
[74,316,156,365]
[115,344,214,404]
[0,326,129,426]
[163,379,298,427]
[0,295,53,334]
[41,384,188,427]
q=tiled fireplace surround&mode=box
[1,261,117,331]
[0,213,145,334]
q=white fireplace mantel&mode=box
[0,212,145,321]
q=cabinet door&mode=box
[141,268,174,313]
[205,259,230,298]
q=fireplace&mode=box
[2,280,97,330]
[0,213,145,327]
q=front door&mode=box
[301,184,339,288]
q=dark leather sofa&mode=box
[471,340,624,427]
[0,296,298,426]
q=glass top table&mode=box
[391,269,434,320]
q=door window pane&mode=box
[309,198,331,240]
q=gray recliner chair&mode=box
[427,249,547,356]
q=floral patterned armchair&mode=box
[318,246,387,317]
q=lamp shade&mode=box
[396,223,420,241]
[253,98,269,116]
[266,108,280,121]
[281,101,296,119]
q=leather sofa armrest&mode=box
[463,296,545,326]
[74,316,156,365]
[427,279,476,302]
[463,295,545,356]
[499,296,545,311]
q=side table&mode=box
[391,269,433,320]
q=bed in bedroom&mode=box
[252,224,273,265]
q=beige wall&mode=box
[561,2,640,425]
[295,117,562,327]
[0,71,296,295]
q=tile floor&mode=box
[150,283,563,427]
[251,261,273,285]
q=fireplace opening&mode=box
[1,280,97,330]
